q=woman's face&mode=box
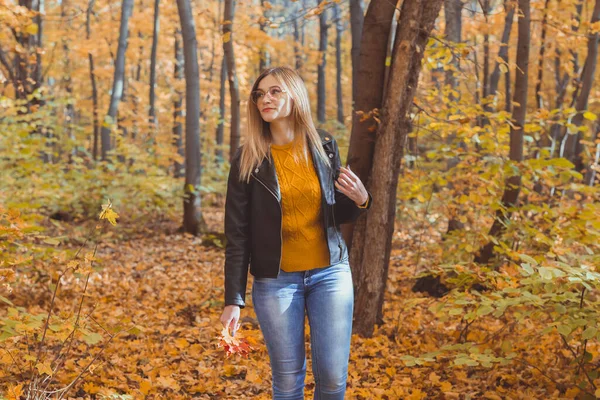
[254,74,293,123]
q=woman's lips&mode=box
[262,108,275,112]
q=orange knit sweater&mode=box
[270,141,331,272]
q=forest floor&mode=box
[2,208,588,400]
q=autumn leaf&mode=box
[217,326,253,358]
[99,199,119,226]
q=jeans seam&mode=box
[307,302,321,400]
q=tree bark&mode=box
[349,0,364,111]
[488,1,514,104]
[317,1,328,123]
[223,0,240,161]
[216,55,226,165]
[86,0,99,161]
[149,0,160,129]
[173,29,184,178]
[343,0,397,253]
[476,0,530,264]
[259,0,271,72]
[100,0,134,160]
[334,2,344,124]
[444,0,462,98]
[563,0,600,173]
[352,0,443,337]
[177,0,204,234]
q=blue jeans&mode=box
[251,259,354,400]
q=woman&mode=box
[220,66,372,400]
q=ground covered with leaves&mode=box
[2,205,597,400]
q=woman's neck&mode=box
[269,118,295,146]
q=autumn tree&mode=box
[476,0,531,264]
[351,0,444,337]
[99,0,134,161]
[223,0,241,161]
[177,0,204,234]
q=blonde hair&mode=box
[238,66,330,183]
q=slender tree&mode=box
[334,2,344,124]
[476,0,530,264]
[223,0,241,160]
[149,0,160,129]
[86,0,100,161]
[317,1,328,123]
[173,29,184,178]
[349,0,364,110]
[100,0,134,160]
[216,56,226,165]
[176,0,204,234]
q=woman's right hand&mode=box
[220,305,241,336]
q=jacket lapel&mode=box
[253,156,281,202]
[310,142,335,205]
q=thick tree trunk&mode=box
[353,0,443,337]
[223,0,240,161]
[149,0,160,129]
[349,0,364,110]
[173,30,184,178]
[334,3,344,124]
[476,0,530,264]
[317,2,328,123]
[216,55,226,165]
[177,0,204,234]
[100,0,134,160]
[564,0,600,173]
[343,0,397,253]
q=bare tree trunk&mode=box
[343,0,397,253]
[100,0,134,160]
[482,0,490,100]
[86,0,99,161]
[223,0,240,161]
[149,0,160,129]
[353,0,443,337]
[259,0,271,72]
[535,0,550,110]
[349,0,364,111]
[317,2,328,123]
[334,2,344,124]
[173,29,184,178]
[488,1,514,103]
[476,0,530,264]
[293,4,303,70]
[176,0,204,234]
[444,0,462,98]
[564,0,600,173]
[216,56,226,165]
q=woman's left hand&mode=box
[334,166,369,206]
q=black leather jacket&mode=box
[224,130,372,308]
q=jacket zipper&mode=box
[251,172,283,276]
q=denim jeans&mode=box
[251,259,354,400]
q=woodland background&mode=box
[1,0,600,398]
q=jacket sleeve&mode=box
[224,147,251,308]
[330,136,373,225]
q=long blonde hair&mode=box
[238,66,330,183]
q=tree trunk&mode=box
[535,0,550,110]
[334,3,344,124]
[317,1,328,123]
[86,0,99,161]
[173,29,184,178]
[444,0,462,98]
[564,0,600,173]
[482,0,490,100]
[177,0,204,234]
[476,0,530,264]
[488,1,514,101]
[149,0,160,129]
[100,0,134,161]
[259,0,271,72]
[343,0,397,253]
[223,0,240,161]
[216,55,226,165]
[352,0,443,337]
[349,0,364,111]
[293,4,303,71]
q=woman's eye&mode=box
[271,88,281,95]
